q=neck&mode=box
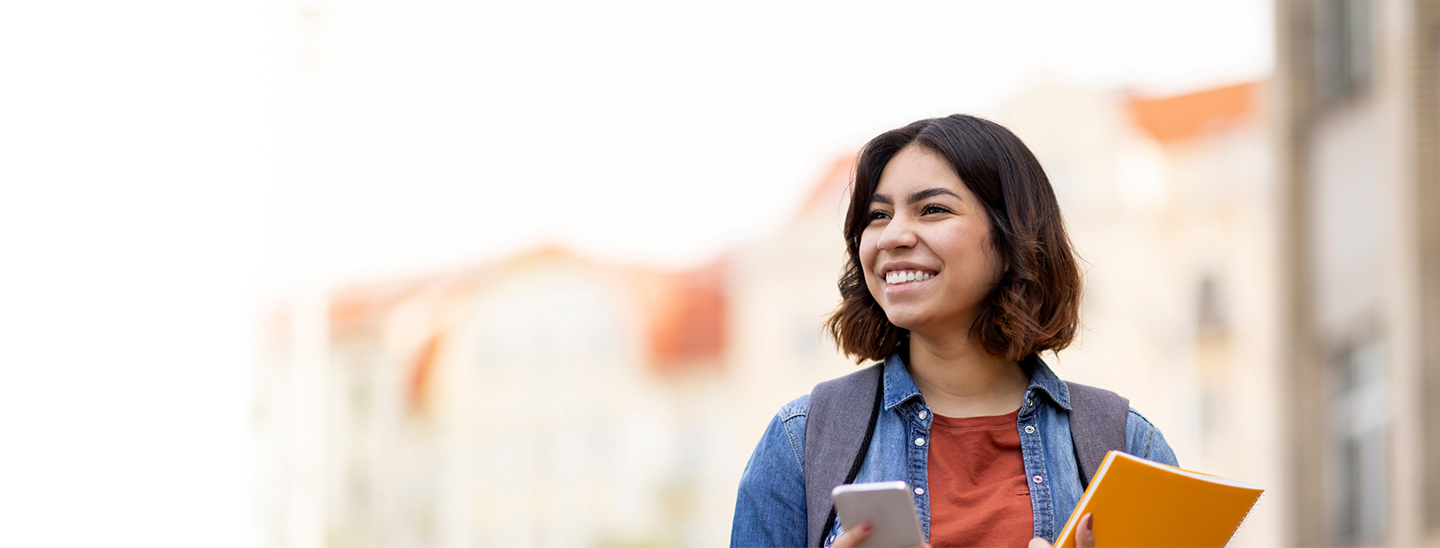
[905,332,1028,418]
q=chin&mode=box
[881,311,928,333]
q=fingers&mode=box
[831,521,873,548]
[1077,513,1095,548]
[1027,537,1053,548]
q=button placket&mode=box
[1015,382,1058,538]
[908,405,932,539]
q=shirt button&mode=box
[1024,425,1036,434]
[914,437,925,446]
[1026,399,1033,406]
[1033,475,1044,484]
[914,487,925,495]
[918,410,928,420]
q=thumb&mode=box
[1077,513,1095,548]
[831,521,873,548]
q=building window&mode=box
[1196,276,1228,335]
[1329,339,1387,543]
[1313,0,1375,108]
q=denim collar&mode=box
[880,349,1072,412]
[881,352,923,411]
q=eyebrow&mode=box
[870,187,962,205]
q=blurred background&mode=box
[3,0,1439,546]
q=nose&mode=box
[876,214,918,251]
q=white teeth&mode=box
[885,270,934,284]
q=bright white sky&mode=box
[302,0,1273,282]
[0,1,1269,544]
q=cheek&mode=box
[857,233,878,274]
[857,234,884,294]
[945,225,1002,284]
[979,234,1005,285]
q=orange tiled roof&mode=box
[1128,82,1261,143]
[328,276,435,336]
[320,243,729,377]
[623,259,728,370]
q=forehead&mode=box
[874,145,967,196]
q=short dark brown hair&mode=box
[825,114,1082,363]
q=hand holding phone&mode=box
[831,481,925,548]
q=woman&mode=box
[730,115,1177,548]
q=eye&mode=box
[866,210,891,223]
[922,204,952,215]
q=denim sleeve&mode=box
[1124,408,1179,467]
[731,396,808,548]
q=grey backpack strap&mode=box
[804,364,884,548]
[1065,381,1130,487]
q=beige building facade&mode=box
[1275,0,1440,545]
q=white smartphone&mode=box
[830,481,925,548]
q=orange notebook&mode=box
[1054,451,1263,548]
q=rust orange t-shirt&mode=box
[926,408,1034,547]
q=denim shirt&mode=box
[731,352,1179,548]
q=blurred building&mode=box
[257,248,746,547]
[1275,0,1440,545]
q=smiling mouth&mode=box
[884,270,936,285]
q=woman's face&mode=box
[859,145,1004,337]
